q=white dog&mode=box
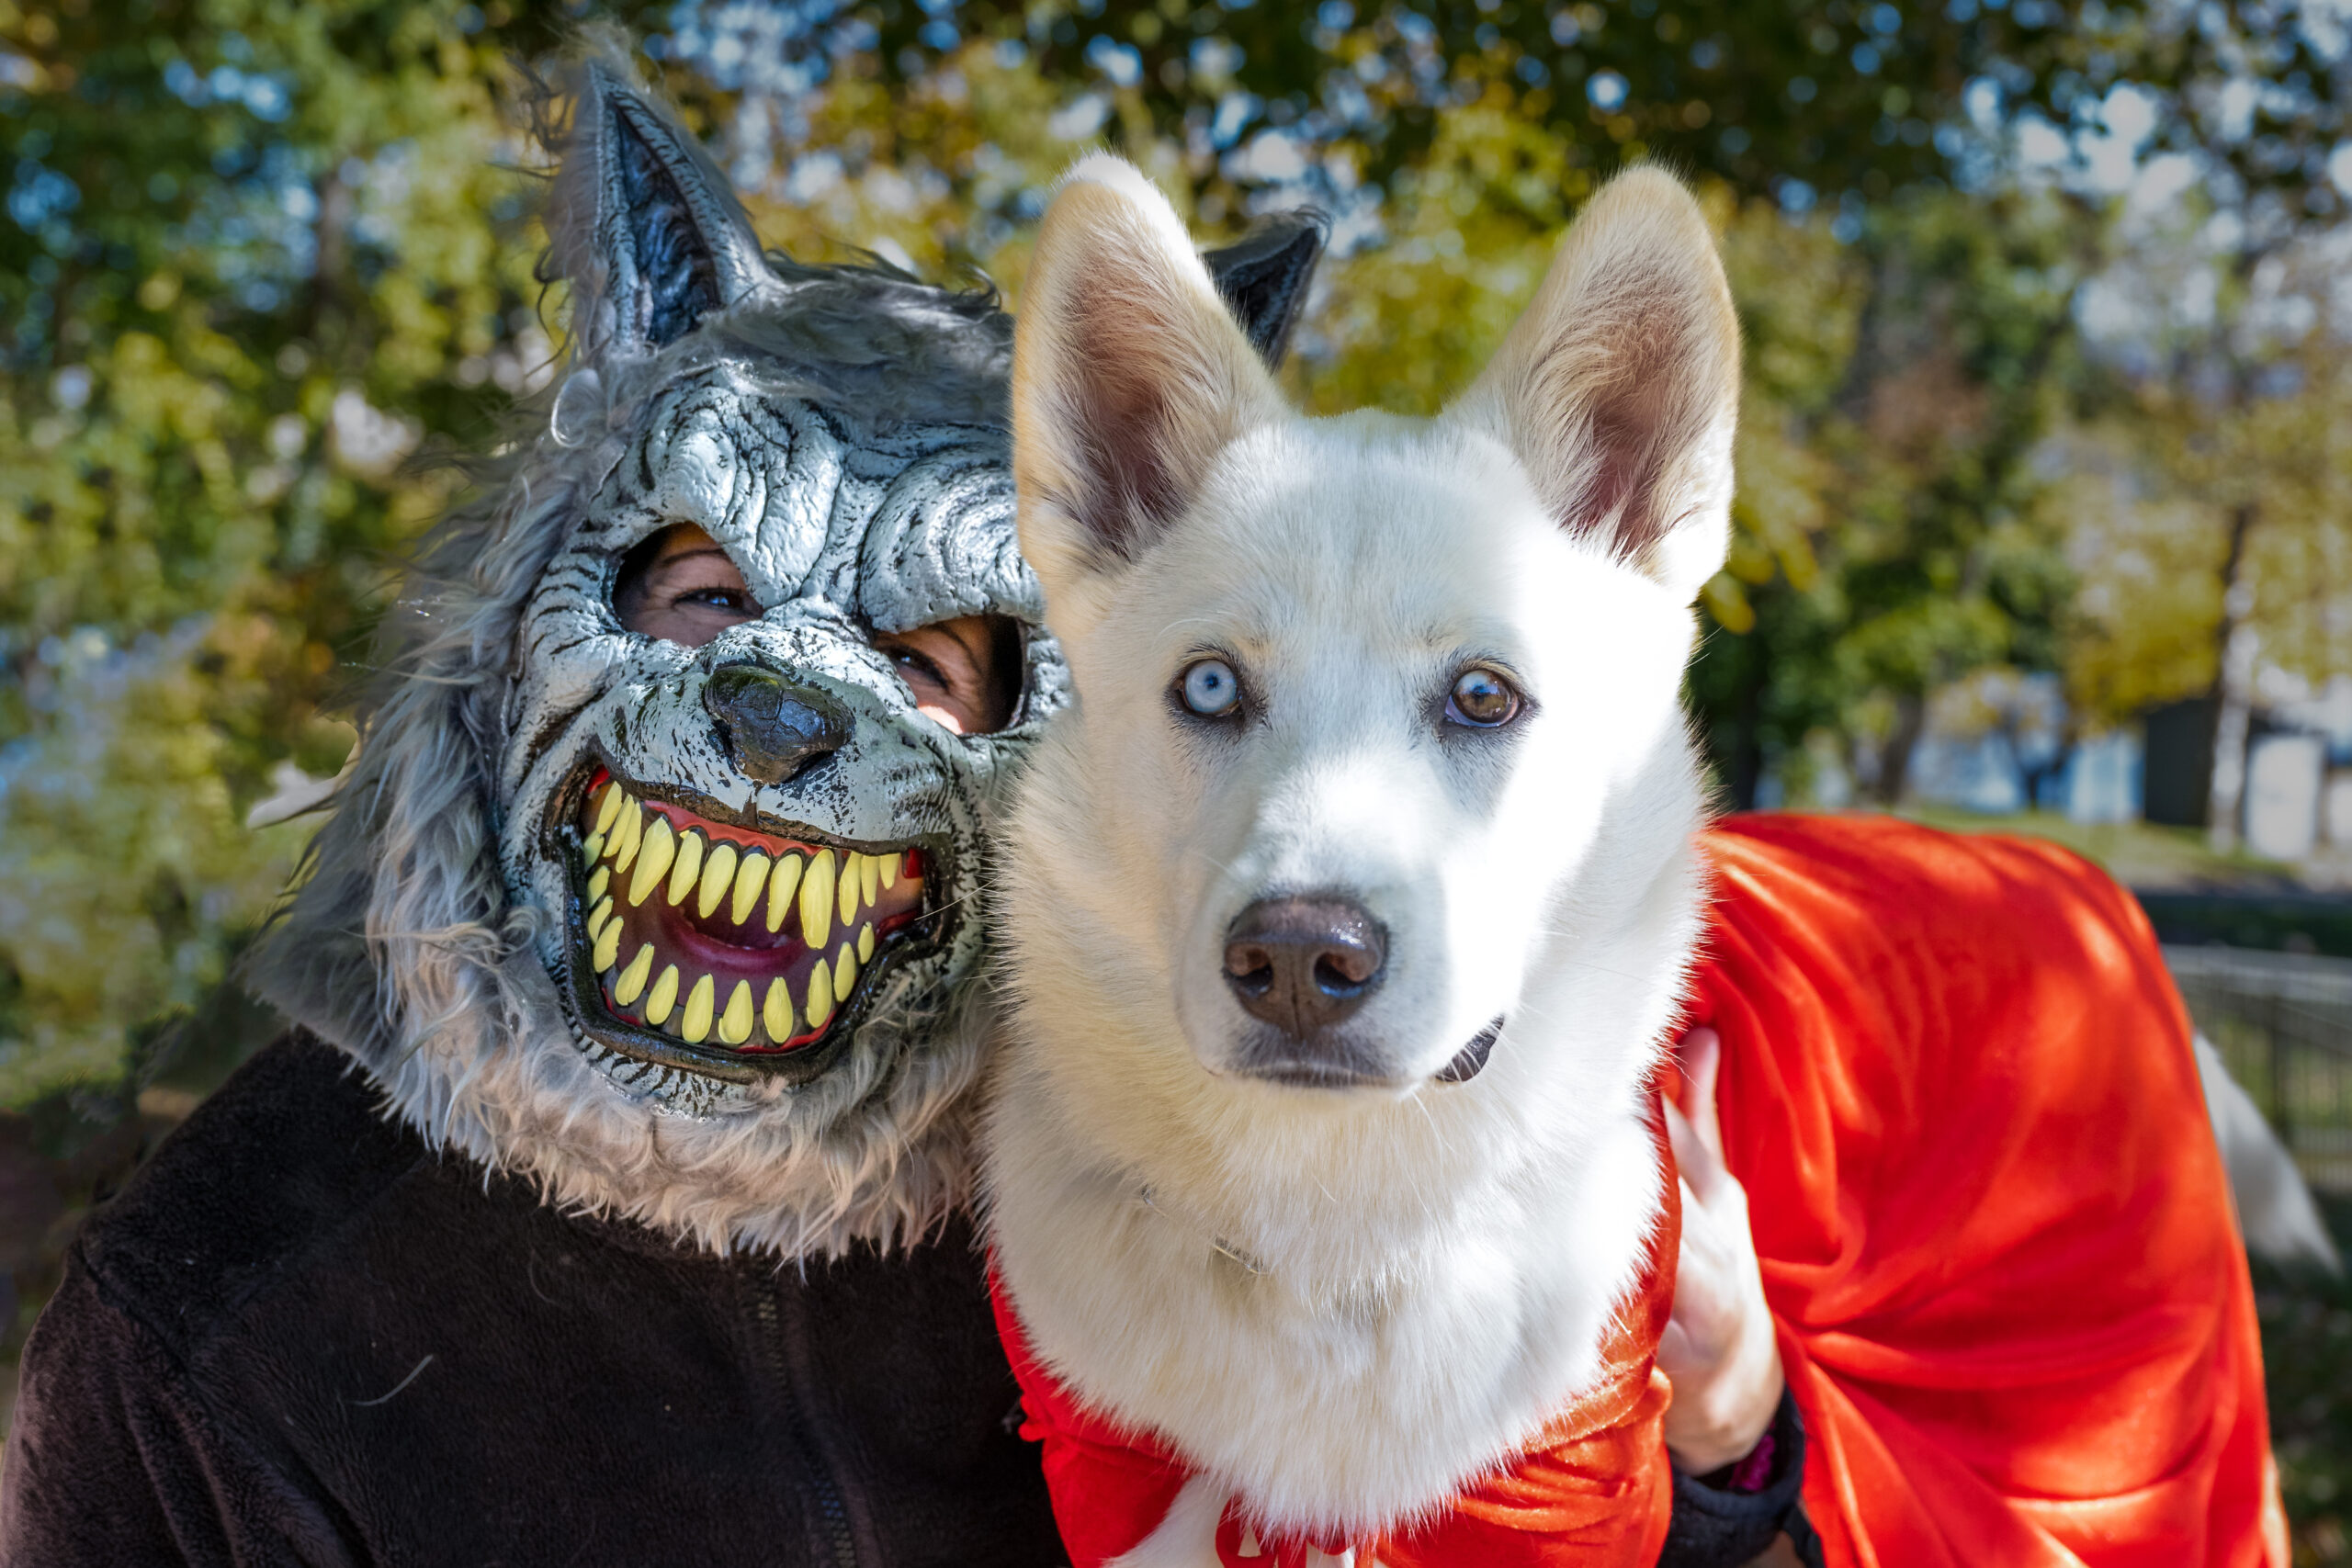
[984,156,1738,1560]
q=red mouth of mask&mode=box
[573,769,930,1052]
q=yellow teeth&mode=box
[614,943,654,1007]
[765,853,804,934]
[666,829,704,907]
[718,980,754,1045]
[800,850,835,949]
[697,841,738,919]
[838,851,862,925]
[645,964,679,1026]
[731,851,769,926]
[609,797,644,876]
[629,817,676,908]
[805,958,834,1030]
[580,777,917,1047]
[681,973,715,1043]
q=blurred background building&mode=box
[6,0,2352,1551]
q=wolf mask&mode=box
[249,62,1323,1257]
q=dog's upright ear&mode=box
[1455,167,1740,604]
[1013,156,1285,615]
[548,61,775,361]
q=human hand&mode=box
[1657,1026,1784,1474]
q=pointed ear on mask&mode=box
[1202,210,1329,368]
[1453,168,1741,605]
[548,61,774,358]
[1013,156,1286,606]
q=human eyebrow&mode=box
[652,545,737,570]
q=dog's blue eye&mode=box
[1446,668,1521,728]
[1179,658,1241,717]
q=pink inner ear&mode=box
[1058,276,1191,563]
[1547,300,1703,559]
[1575,392,1671,557]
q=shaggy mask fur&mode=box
[248,60,1324,1258]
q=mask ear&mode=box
[1453,168,1740,604]
[1202,211,1329,367]
[549,62,773,358]
[1013,156,1285,607]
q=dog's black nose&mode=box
[1223,897,1386,1040]
[703,665,851,785]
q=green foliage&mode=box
[0,0,603,1102]
[1680,185,2088,803]
[0,623,311,1102]
[873,0,2352,224]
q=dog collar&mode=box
[1136,1185,1267,1276]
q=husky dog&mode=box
[986,156,1736,1553]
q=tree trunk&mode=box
[2205,502,2258,850]
[307,169,350,344]
[1875,691,1927,807]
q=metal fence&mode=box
[2165,944,2352,1193]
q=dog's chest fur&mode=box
[987,1038,1679,1535]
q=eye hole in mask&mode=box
[613,523,1022,736]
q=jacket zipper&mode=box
[750,1281,861,1568]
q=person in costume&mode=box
[0,55,1329,1566]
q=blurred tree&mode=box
[841,0,2349,232]
[0,0,614,1107]
[1690,186,2086,807]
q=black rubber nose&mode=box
[702,665,852,786]
[1223,897,1386,1040]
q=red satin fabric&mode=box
[1688,813,2286,1568]
[989,1172,1679,1567]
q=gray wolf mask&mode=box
[249,64,1323,1257]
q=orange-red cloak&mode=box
[1690,814,2285,1567]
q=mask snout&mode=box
[702,661,853,786]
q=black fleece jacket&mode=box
[0,1033,1798,1567]
[0,1034,1062,1567]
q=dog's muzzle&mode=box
[1222,896,1393,1085]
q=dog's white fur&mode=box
[986,157,1742,1546]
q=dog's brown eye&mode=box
[1446,668,1521,728]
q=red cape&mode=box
[994,814,2285,1566]
[1690,814,2284,1567]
